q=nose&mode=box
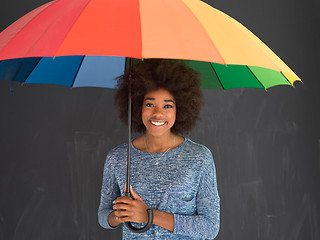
[152,106,163,116]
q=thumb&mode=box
[130,185,142,200]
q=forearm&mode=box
[153,209,174,232]
[153,210,219,239]
[173,214,219,239]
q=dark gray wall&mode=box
[0,0,319,239]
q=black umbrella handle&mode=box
[125,58,153,233]
[124,192,153,233]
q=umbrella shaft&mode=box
[126,58,133,195]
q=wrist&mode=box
[152,209,174,232]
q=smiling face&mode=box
[142,88,176,137]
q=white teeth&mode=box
[151,121,165,126]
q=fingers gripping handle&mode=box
[125,209,153,233]
[124,192,153,233]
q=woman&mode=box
[98,60,220,239]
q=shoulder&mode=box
[183,139,218,180]
[183,137,213,160]
[105,143,127,161]
[175,137,215,171]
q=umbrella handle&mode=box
[125,209,153,233]
[124,192,153,233]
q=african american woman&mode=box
[98,60,220,239]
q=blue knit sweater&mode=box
[98,137,220,239]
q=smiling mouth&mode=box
[150,120,166,126]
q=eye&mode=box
[164,104,174,109]
[145,103,154,107]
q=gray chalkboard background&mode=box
[0,0,319,239]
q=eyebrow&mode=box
[144,97,175,103]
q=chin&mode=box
[145,127,172,137]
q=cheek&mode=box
[170,109,177,123]
[141,107,149,124]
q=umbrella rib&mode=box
[53,0,92,56]
[179,0,226,65]
[71,55,85,87]
[280,71,296,87]
[209,63,225,90]
[23,57,43,84]
[246,65,265,90]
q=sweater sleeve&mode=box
[173,150,220,239]
[98,152,121,229]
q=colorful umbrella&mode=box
[0,0,301,89]
[0,0,301,233]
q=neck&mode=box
[144,132,174,153]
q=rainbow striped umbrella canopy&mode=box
[0,0,300,89]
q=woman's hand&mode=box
[109,184,174,231]
[113,185,149,223]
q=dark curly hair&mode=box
[114,59,203,135]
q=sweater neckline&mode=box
[131,136,187,155]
